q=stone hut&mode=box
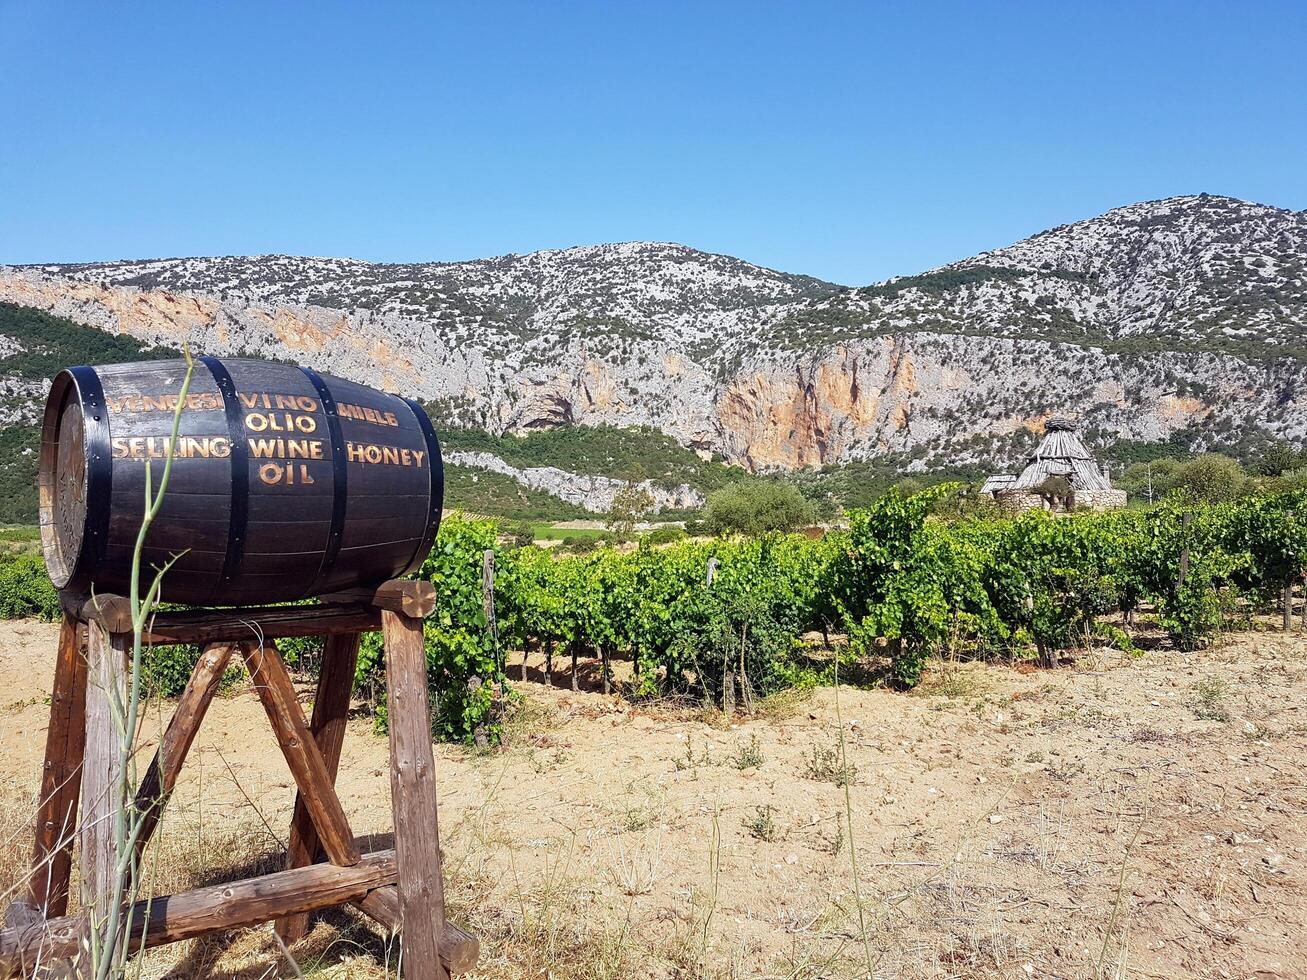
[985,417,1127,512]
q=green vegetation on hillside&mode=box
[437,424,752,494]
[857,264,1060,302]
[0,426,40,524]
[443,463,590,521]
[792,458,988,514]
[0,301,177,379]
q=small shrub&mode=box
[672,736,713,772]
[703,481,814,537]
[803,740,857,786]
[732,733,764,770]
[643,526,687,546]
[496,518,535,548]
[562,536,606,555]
[1191,676,1231,722]
[744,804,777,841]
[818,815,845,855]
[0,554,58,620]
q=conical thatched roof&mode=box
[1010,416,1112,491]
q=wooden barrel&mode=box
[39,357,443,606]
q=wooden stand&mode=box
[1,581,477,979]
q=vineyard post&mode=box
[1176,511,1192,592]
[1300,574,1306,633]
[738,623,753,714]
[1281,576,1294,632]
[481,550,498,666]
[705,558,732,713]
[471,549,497,749]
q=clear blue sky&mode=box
[2,1,1304,285]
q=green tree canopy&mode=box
[703,481,815,536]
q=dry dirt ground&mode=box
[2,620,1305,979]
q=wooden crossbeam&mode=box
[132,643,238,857]
[275,632,362,942]
[242,641,360,867]
[67,595,382,645]
[0,850,399,975]
[321,580,437,618]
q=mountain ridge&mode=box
[2,193,1304,472]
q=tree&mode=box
[1120,457,1185,503]
[1173,454,1249,504]
[606,485,655,539]
[1255,440,1304,478]
[1034,475,1073,510]
[702,481,815,536]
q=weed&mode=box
[673,735,714,772]
[732,733,764,770]
[745,805,778,842]
[501,691,559,748]
[619,781,666,833]
[607,833,665,896]
[914,660,988,700]
[1191,676,1231,722]
[803,740,858,787]
[815,815,845,855]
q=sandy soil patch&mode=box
[2,621,1305,978]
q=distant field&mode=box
[529,523,610,544]
[0,525,40,556]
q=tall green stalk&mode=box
[91,348,195,980]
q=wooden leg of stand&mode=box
[354,885,480,975]
[275,632,362,942]
[79,625,131,943]
[132,643,236,858]
[242,641,360,867]
[23,615,87,919]
[382,610,448,980]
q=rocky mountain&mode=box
[2,193,1305,476]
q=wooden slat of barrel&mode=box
[39,357,442,605]
[52,391,87,584]
[97,361,233,598]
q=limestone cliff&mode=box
[3,194,1305,472]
